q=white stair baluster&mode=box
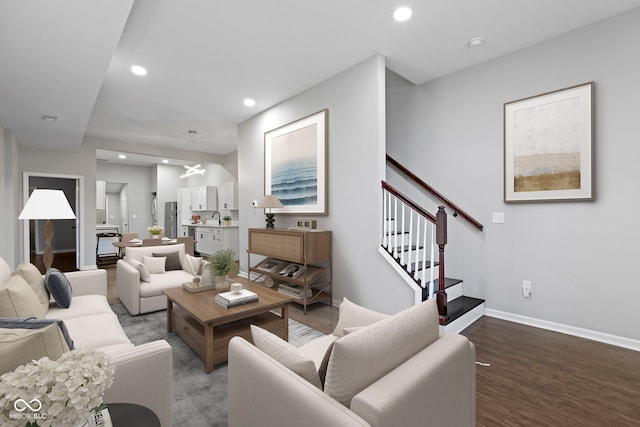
[429,224,435,298]
[421,219,428,289]
[393,196,398,259]
[414,214,420,281]
[407,210,413,272]
[400,203,406,266]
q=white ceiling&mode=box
[2,0,640,159]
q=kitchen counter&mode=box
[182,223,238,228]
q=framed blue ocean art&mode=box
[264,109,328,214]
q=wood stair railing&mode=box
[381,181,449,321]
[386,155,484,232]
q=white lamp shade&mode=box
[256,195,283,209]
[19,189,76,220]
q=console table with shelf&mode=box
[247,228,332,313]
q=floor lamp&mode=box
[19,189,76,271]
[256,195,283,228]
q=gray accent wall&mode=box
[386,9,640,340]
[238,55,413,314]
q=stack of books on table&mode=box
[215,289,259,308]
[278,283,312,300]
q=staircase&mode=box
[381,156,485,333]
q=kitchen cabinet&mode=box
[195,226,239,256]
[177,188,193,225]
[179,225,190,238]
[218,181,238,210]
[190,186,217,211]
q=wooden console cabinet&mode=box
[248,228,332,313]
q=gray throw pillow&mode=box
[0,317,74,349]
[153,251,181,271]
[44,268,72,308]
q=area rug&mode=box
[110,302,325,427]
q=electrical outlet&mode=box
[492,212,505,223]
[522,280,532,298]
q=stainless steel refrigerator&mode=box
[164,201,178,239]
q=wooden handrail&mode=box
[382,181,436,223]
[386,155,484,231]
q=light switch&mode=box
[492,212,505,224]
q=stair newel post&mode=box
[435,206,449,322]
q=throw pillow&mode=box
[0,317,74,350]
[332,297,389,337]
[182,253,203,276]
[0,276,47,318]
[324,299,439,406]
[0,324,70,375]
[144,256,166,274]
[153,251,181,271]
[250,324,322,388]
[129,259,151,282]
[11,263,50,312]
[44,268,73,309]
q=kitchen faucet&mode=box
[212,211,221,225]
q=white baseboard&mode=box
[485,309,640,352]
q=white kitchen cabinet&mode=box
[190,186,217,211]
[177,188,192,225]
[195,226,239,256]
[196,227,215,254]
[218,181,238,210]
[179,226,190,238]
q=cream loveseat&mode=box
[228,298,476,427]
[117,243,201,315]
[0,257,173,427]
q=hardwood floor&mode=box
[462,316,640,426]
[104,267,639,425]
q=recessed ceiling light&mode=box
[162,159,169,164]
[393,7,412,22]
[467,37,485,47]
[130,65,147,76]
[118,154,126,159]
[244,98,256,107]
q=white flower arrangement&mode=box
[0,349,114,427]
[147,225,163,235]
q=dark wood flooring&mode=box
[102,265,639,425]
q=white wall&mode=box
[97,163,154,239]
[1,128,21,266]
[238,55,412,314]
[386,9,640,340]
[17,144,97,269]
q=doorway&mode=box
[22,173,82,273]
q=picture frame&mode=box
[504,82,594,203]
[264,109,328,214]
[256,258,285,273]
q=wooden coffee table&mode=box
[163,278,293,373]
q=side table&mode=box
[107,403,160,427]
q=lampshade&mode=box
[256,195,283,209]
[19,189,76,220]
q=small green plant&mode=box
[223,215,232,221]
[208,249,239,276]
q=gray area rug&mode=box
[110,302,324,427]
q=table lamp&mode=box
[256,195,283,228]
[19,189,76,271]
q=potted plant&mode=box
[147,225,163,238]
[208,249,239,290]
[223,215,232,225]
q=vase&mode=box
[151,234,160,239]
[215,274,230,291]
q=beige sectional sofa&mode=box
[228,298,476,427]
[117,243,200,315]
[0,257,173,426]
